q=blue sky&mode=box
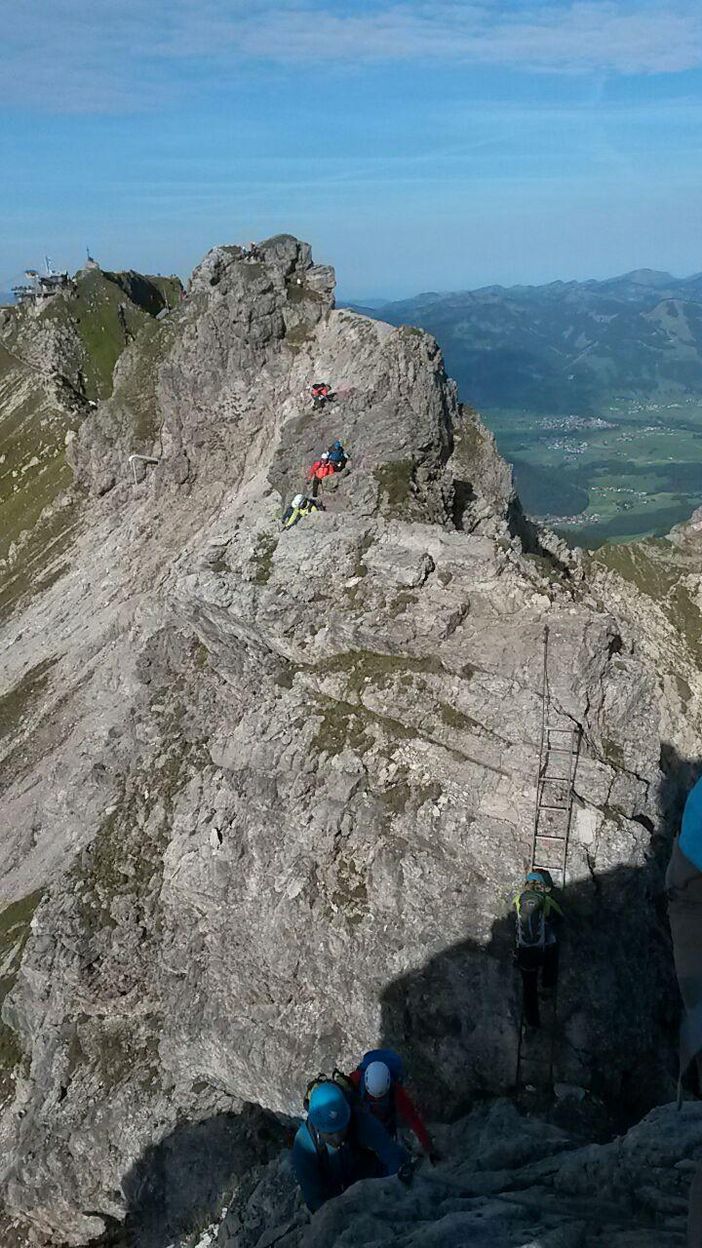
[2,0,702,298]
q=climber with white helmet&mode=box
[513,869,564,1031]
[348,1048,439,1162]
[292,1076,410,1212]
[306,450,336,497]
[281,493,324,529]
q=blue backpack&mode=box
[358,1048,405,1085]
[327,442,346,467]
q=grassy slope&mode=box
[593,537,702,667]
[0,270,181,611]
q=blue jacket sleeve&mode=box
[292,1125,327,1213]
[681,777,702,871]
[354,1108,408,1175]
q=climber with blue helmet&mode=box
[326,439,348,471]
[513,868,563,1031]
[292,1075,410,1212]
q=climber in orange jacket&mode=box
[307,451,337,497]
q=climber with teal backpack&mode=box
[667,773,702,1245]
[513,869,563,1031]
[292,1071,411,1212]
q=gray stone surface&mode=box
[0,237,699,1245]
[193,1099,701,1248]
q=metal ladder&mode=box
[531,723,581,890]
[515,627,582,1094]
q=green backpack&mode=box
[303,1069,357,1113]
[515,888,548,948]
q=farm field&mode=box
[482,399,702,547]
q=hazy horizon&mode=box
[3,1,702,298]
[4,260,701,309]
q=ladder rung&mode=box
[541,775,571,783]
[535,832,567,841]
[547,726,574,733]
[539,803,569,811]
[547,746,574,754]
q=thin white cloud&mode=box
[226,2,702,75]
[1,0,701,113]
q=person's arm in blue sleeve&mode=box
[292,1125,327,1213]
[680,777,702,871]
[354,1108,408,1175]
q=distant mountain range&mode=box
[362,269,702,414]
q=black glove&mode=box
[428,1149,441,1165]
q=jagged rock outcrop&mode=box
[191,1099,702,1248]
[0,237,699,1245]
[590,513,702,766]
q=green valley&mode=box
[486,398,702,546]
[369,269,702,546]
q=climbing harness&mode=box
[515,624,582,1095]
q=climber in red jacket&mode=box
[348,1050,439,1161]
[307,451,337,496]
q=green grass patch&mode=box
[0,889,45,1096]
[374,460,414,513]
[601,737,625,769]
[0,343,76,564]
[0,494,81,618]
[251,533,279,585]
[593,540,679,601]
[328,855,368,928]
[0,657,57,741]
[110,316,177,446]
[192,641,210,670]
[378,765,442,822]
[386,590,416,618]
[313,702,375,757]
[73,686,210,935]
[285,322,313,351]
[439,702,480,732]
[286,279,326,306]
[318,650,442,698]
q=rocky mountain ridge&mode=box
[0,237,700,1246]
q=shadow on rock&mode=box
[380,745,698,1129]
[91,1104,287,1248]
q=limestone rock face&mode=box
[198,1099,702,1248]
[0,237,698,1246]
